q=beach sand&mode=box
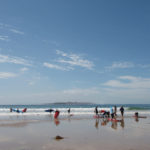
[0,115,150,150]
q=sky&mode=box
[0,0,150,104]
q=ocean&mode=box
[0,104,150,120]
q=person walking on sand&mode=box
[120,106,124,117]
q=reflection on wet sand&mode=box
[135,117,139,122]
[101,119,109,126]
[120,119,125,128]
[0,120,40,128]
[95,119,99,129]
[94,118,126,130]
[54,119,60,126]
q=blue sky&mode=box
[0,0,150,104]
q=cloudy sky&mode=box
[0,0,150,104]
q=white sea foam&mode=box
[0,107,150,117]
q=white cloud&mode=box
[106,62,134,70]
[0,54,32,66]
[9,29,24,35]
[20,67,28,73]
[56,50,94,70]
[44,50,94,71]
[0,36,9,41]
[0,72,17,79]
[103,76,150,89]
[43,62,70,71]
[0,22,24,35]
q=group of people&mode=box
[45,108,71,119]
[95,105,124,119]
[10,108,27,113]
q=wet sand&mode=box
[0,115,150,150]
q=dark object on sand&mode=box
[54,135,64,140]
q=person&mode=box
[94,106,98,115]
[68,108,70,114]
[10,108,12,112]
[54,110,60,119]
[16,108,20,113]
[102,111,110,118]
[114,105,117,117]
[22,108,27,113]
[135,112,139,118]
[120,106,124,117]
[110,107,114,119]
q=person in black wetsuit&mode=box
[120,106,124,117]
[16,108,20,113]
[95,106,98,115]
[102,111,110,118]
[68,108,71,114]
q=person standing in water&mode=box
[114,105,117,117]
[110,107,114,119]
[10,108,12,112]
[120,106,124,118]
[95,106,98,115]
[68,108,71,114]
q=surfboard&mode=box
[45,109,54,112]
[12,109,21,113]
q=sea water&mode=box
[0,104,150,120]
